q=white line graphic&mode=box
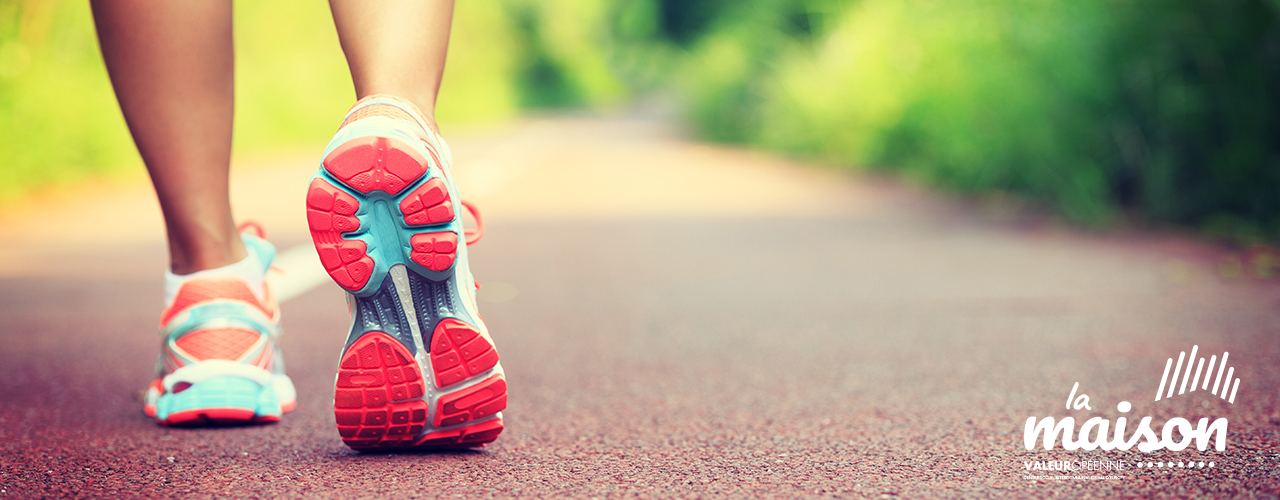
[1212,352,1228,396]
[1167,351,1185,399]
[1202,355,1216,391]
[1156,358,1172,402]
[1154,346,1239,404]
[1190,356,1204,393]
[1179,345,1198,395]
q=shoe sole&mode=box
[307,119,506,450]
[145,374,295,426]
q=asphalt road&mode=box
[1,114,1279,498]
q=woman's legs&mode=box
[94,1,298,426]
[313,1,507,450]
[329,0,455,133]
[92,0,456,274]
[91,0,243,275]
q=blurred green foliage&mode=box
[677,0,1280,240]
[0,0,632,201]
[3,0,1277,243]
[0,0,134,200]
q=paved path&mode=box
[2,114,1279,498]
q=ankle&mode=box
[168,233,247,275]
[163,244,266,306]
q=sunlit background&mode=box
[1,0,1277,242]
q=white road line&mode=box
[268,244,333,302]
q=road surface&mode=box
[1,113,1278,498]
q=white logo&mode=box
[1023,345,1236,453]
[1155,345,1239,403]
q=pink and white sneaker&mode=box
[306,95,506,450]
[144,225,297,425]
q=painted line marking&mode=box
[268,244,333,302]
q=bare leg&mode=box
[329,0,455,133]
[92,0,244,275]
[315,0,508,451]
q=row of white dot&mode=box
[1136,461,1215,468]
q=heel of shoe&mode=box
[322,134,428,196]
[308,130,463,295]
[153,376,281,426]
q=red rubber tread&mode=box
[409,232,458,271]
[416,418,504,449]
[322,136,427,195]
[334,333,430,450]
[399,178,455,226]
[165,408,257,426]
[430,319,500,388]
[307,178,374,291]
[432,375,507,427]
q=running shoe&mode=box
[306,95,506,450]
[144,224,298,425]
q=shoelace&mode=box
[462,201,484,245]
[412,128,484,246]
[237,220,267,239]
[237,220,286,276]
